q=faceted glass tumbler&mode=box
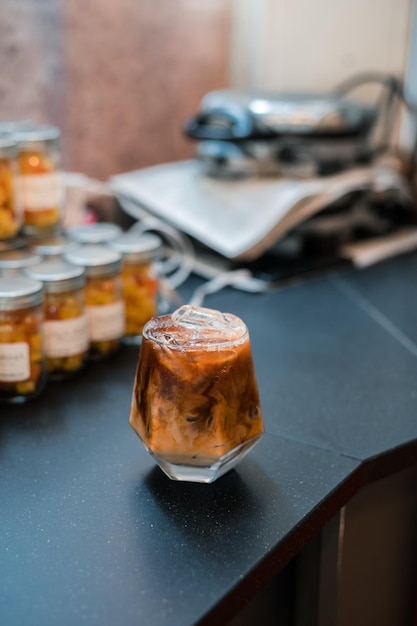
[129,305,264,483]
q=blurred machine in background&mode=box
[184,73,415,180]
[110,73,417,295]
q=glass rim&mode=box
[142,306,249,351]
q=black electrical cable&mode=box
[334,71,417,177]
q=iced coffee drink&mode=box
[129,305,264,482]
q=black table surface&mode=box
[2,252,417,626]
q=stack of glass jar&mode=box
[0,225,163,402]
[0,119,165,402]
[0,121,64,239]
[65,226,163,350]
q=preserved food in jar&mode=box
[24,261,89,379]
[65,245,124,358]
[0,138,21,240]
[0,277,46,402]
[129,305,264,482]
[108,233,162,343]
[14,125,63,234]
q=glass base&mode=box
[148,434,263,483]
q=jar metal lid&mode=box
[0,120,34,134]
[66,223,123,244]
[64,244,121,277]
[13,125,61,145]
[108,233,163,263]
[0,277,44,309]
[0,137,18,152]
[24,261,85,293]
[28,236,80,258]
[0,250,43,270]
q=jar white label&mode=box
[0,342,30,382]
[21,172,64,210]
[44,315,89,358]
[87,301,125,341]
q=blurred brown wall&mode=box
[0,0,231,180]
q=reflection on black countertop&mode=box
[1,252,417,626]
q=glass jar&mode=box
[0,277,46,403]
[65,245,125,359]
[24,261,89,380]
[0,237,26,254]
[14,125,63,235]
[28,235,80,261]
[0,138,22,240]
[108,233,162,344]
[0,249,43,277]
[66,222,123,245]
